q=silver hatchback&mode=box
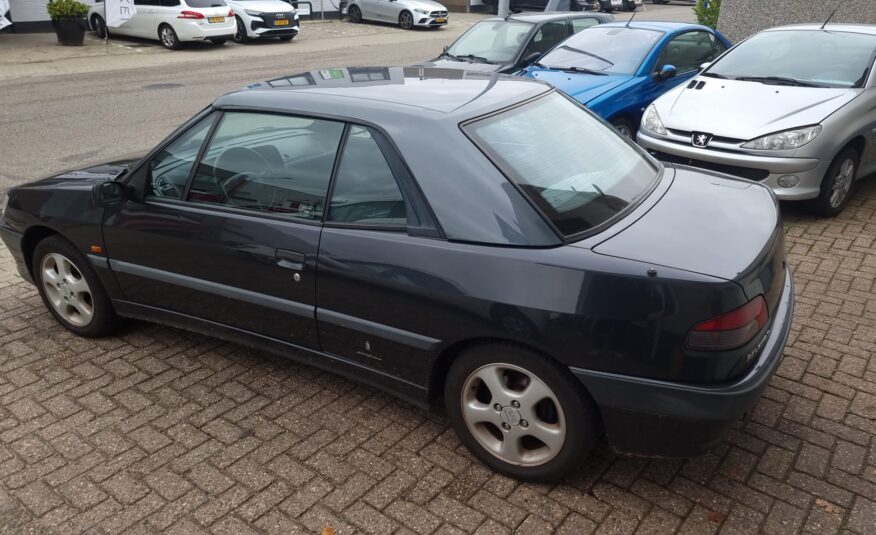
[347,0,448,30]
[637,24,876,215]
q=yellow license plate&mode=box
[274,19,290,25]
[435,17,446,23]
[208,16,225,23]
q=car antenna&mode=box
[821,0,843,29]
[625,9,637,27]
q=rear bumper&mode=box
[175,20,236,41]
[0,221,31,283]
[637,131,827,201]
[571,267,794,457]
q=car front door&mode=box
[374,0,399,21]
[102,110,346,348]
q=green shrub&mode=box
[694,0,721,29]
[46,0,89,20]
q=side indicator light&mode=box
[90,245,104,254]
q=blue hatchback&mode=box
[521,21,731,138]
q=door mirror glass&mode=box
[656,64,677,81]
[92,181,127,207]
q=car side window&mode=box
[186,112,344,220]
[525,20,570,58]
[328,126,406,226]
[160,0,180,6]
[148,114,215,199]
[658,31,726,74]
[570,17,599,34]
[134,0,159,5]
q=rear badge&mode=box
[691,132,713,148]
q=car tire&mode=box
[158,24,181,50]
[611,117,636,139]
[234,16,249,43]
[91,14,107,38]
[812,146,859,217]
[348,5,363,23]
[399,10,414,30]
[33,236,119,338]
[444,344,599,481]
[210,38,227,45]
[623,0,637,10]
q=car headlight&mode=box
[244,9,263,17]
[414,8,429,14]
[741,125,822,151]
[641,104,667,136]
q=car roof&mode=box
[480,11,612,23]
[599,20,711,33]
[214,67,550,121]
[763,23,876,36]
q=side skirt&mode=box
[112,300,430,409]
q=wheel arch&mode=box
[842,135,866,162]
[428,337,595,406]
[21,226,59,277]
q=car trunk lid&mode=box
[592,164,786,311]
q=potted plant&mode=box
[47,0,89,46]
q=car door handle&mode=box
[276,249,305,271]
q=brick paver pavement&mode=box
[0,179,874,534]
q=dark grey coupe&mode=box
[0,67,793,480]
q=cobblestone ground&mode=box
[0,180,874,535]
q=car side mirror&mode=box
[655,64,677,81]
[521,51,541,66]
[699,61,711,71]
[92,181,128,207]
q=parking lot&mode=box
[1,4,875,534]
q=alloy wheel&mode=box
[234,17,247,42]
[459,363,566,466]
[161,27,176,48]
[829,157,855,208]
[615,124,633,139]
[399,11,413,30]
[40,253,94,327]
[349,6,361,23]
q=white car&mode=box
[88,0,235,50]
[227,0,299,43]
[347,0,448,30]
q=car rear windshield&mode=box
[464,92,659,238]
[446,20,534,64]
[538,26,662,75]
[185,0,226,7]
[707,29,876,88]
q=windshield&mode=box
[446,20,534,64]
[707,30,876,88]
[538,27,663,75]
[465,92,658,237]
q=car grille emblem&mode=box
[691,132,713,148]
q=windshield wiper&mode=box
[700,71,727,79]
[734,76,825,87]
[441,51,463,61]
[557,45,614,67]
[557,66,607,75]
[455,54,492,64]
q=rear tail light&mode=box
[227,9,234,16]
[686,296,769,351]
[178,10,205,18]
